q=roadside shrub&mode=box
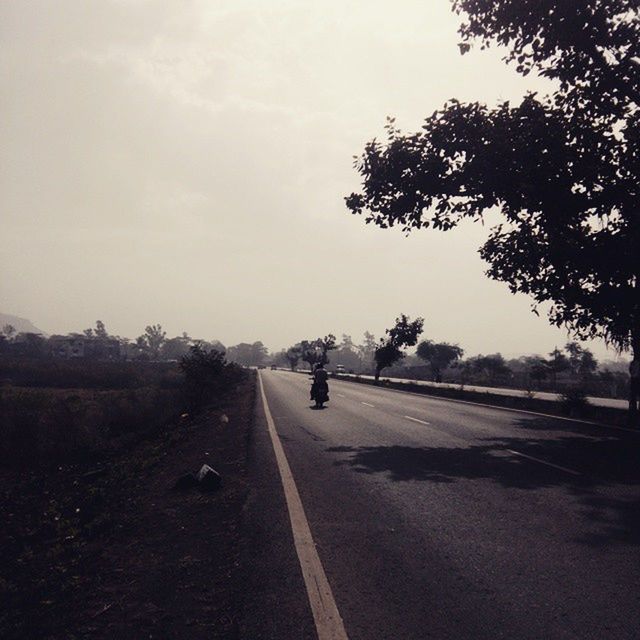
[560,386,590,417]
[180,346,244,409]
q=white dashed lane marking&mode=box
[404,415,431,426]
[507,449,581,476]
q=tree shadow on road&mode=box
[326,429,640,547]
[505,413,638,438]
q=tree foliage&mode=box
[139,324,166,359]
[548,347,571,379]
[94,320,108,339]
[226,341,268,367]
[374,315,424,380]
[346,0,640,357]
[416,340,464,382]
[358,331,378,370]
[285,345,302,371]
[564,341,599,377]
[463,353,511,382]
[522,355,550,385]
[2,324,16,339]
[300,335,337,370]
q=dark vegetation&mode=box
[0,344,243,466]
[345,0,640,416]
[373,315,424,381]
[181,344,244,410]
[0,341,252,639]
[0,359,181,467]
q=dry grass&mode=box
[0,385,183,465]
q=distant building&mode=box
[49,335,121,360]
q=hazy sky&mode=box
[0,0,620,358]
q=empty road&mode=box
[242,370,640,640]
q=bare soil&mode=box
[0,373,256,640]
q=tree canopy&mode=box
[416,340,464,382]
[346,0,640,358]
[374,315,424,381]
[300,335,337,370]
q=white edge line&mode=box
[258,373,349,640]
[506,449,581,476]
[361,402,375,407]
[337,394,346,398]
[404,415,431,426]
[331,377,638,435]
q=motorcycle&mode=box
[310,379,329,409]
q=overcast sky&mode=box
[0,0,621,358]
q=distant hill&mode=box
[0,312,47,336]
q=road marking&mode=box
[337,394,346,398]
[331,377,638,435]
[404,415,431,426]
[258,373,349,640]
[361,402,375,407]
[506,449,581,476]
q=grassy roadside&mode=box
[0,371,256,640]
[328,373,634,428]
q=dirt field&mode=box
[0,373,256,640]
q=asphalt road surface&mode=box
[242,370,640,640]
[338,373,628,410]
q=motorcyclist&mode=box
[310,362,329,408]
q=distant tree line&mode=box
[0,321,222,363]
[0,320,631,399]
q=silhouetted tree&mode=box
[340,334,355,351]
[464,353,511,384]
[137,324,166,359]
[2,324,16,340]
[94,320,108,339]
[270,350,289,368]
[548,347,571,386]
[14,332,46,358]
[374,315,424,382]
[522,355,550,389]
[299,340,319,371]
[347,0,640,414]
[300,335,337,370]
[196,339,226,354]
[334,335,361,372]
[134,335,148,359]
[565,341,598,379]
[255,341,269,366]
[358,331,377,371]
[285,345,302,371]
[161,335,192,360]
[318,334,337,366]
[226,341,268,367]
[416,340,464,382]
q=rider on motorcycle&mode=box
[310,362,329,408]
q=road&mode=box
[337,372,628,410]
[242,370,640,640]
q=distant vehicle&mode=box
[335,364,346,374]
[270,364,277,370]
